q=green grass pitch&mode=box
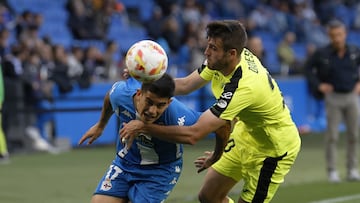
[1,133,360,203]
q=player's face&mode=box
[136,90,171,124]
[328,26,346,50]
[204,37,233,72]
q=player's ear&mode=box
[135,89,141,96]
[228,48,237,57]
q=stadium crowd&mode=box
[0,0,360,157]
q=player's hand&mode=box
[78,123,103,145]
[119,120,144,147]
[194,151,214,173]
[122,68,130,79]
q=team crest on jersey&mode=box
[177,116,186,126]
[100,179,112,191]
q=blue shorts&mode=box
[94,158,183,203]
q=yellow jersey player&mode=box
[120,20,301,203]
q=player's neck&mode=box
[221,59,240,76]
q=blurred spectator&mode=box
[305,20,360,182]
[91,0,118,40]
[313,1,337,25]
[66,0,92,39]
[246,35,267,67]
[292,0,317,42]
[19,24,43,50]
[162,16,182,53]
[66,0,111,40]
[113,0,129,26]
[2,43,27,77]
[67,46,85,83]
[2,43,53,152]
[267,0,295,38]
[294,0,317,22]
[38,43,55,80]
[0,29,10,59]
[181,0,202,25]
[177,35,201,75]
[352,3,360,30]
[103,40,119,81]
[219,0,245,19]
[50,44,73,93]
[82,45,105,83]
[14,10,33,39]
[0,2,14,31]
[155,0,178,17]
[2,48,26,151]
[32,12,43,28]
[22,50,55,148]
[247,4,272,32]
[277,31,302,76]
[303,17,329,47]
[143,6,164,40]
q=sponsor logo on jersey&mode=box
[216,99,227,109]
[221,92,233,100]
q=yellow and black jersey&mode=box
[198,48,299,156]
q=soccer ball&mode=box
[125,40,168,82]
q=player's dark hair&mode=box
[141,73,175,98]
[206,20,247,56]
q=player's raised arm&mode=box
[78,92,114,145]
[174,70,208,95]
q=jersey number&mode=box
[224,138,235,152]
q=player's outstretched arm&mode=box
[120,109,228,147]
[78,92,114,145]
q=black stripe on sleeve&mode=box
[197,63,207,74]
[210,67,242,117]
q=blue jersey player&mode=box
[78,73,230,203]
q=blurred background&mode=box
[0,0,359,161]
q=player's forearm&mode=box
[174,78,192,95]
[211,121,231,162]
[98,92,114,129]
[142,123,205,145]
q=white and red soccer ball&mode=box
[125,40,168,82]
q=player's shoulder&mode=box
[162,97,200,124]
[110,78,140,96]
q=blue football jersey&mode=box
[109,77,201,165]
